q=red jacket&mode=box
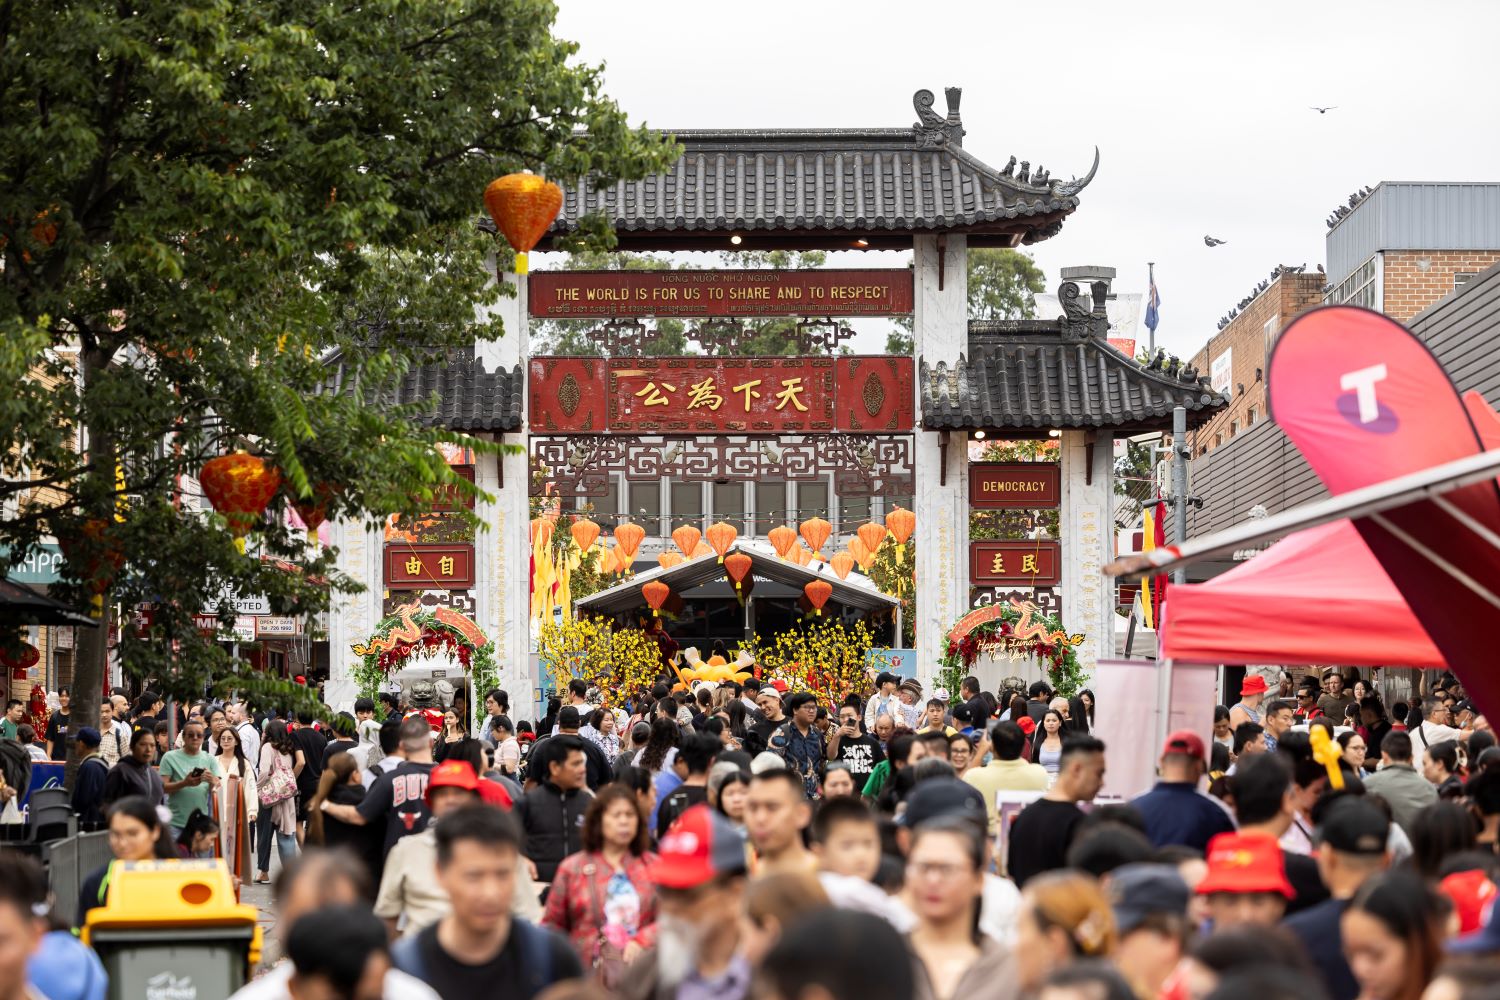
[541,850,659,967]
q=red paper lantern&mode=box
[804,580,833,616]
[291,482,338,532]
[724,552,753,592]
[200,453,282,539]
[1,642,39,680]
[642,581,670,618]
[672,524,702,560]
[799,517,832,560]
[706,522,738,563]
[483,172,564,275]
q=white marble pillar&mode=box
[324,519,384,711]
[912,235,970,685]
[1058,430,1115,678]
[474,270,534,716]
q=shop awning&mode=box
[1158,520,1441,667]
[0,578,97,627]
[573,540,900,616]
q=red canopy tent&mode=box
[1159,520,1441,667]
[1158,390,1500,668]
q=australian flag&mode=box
[1145,264,1160,335]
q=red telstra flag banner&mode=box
[1268,306,1500,713]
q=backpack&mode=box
[392,920,554,998]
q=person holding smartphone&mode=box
[825,703,884,794]
[159,719,222,840]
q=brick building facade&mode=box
[1378,250,1500,321]
[1188,272,1323,456]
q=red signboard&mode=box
[969,464,1062,508]
[430,464,476,511]
[384,544,476,589]
[969,540,1062,586]
[528,269,914,320]
[530,356,913,434]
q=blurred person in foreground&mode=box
[757,908,914,1000]
[1340,870,1446,1000]
[617,804,749,1000]
[390,805,581,1000]
[284,905,394,1000]
[1106,863,1191,1000]
[229,850,438,1000]
[1014,870,1117,997]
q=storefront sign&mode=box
[256,616,299,637]
[0,544,64,585]
[528,269,914,320]
[969,464,1061,508]
[969,541,1062,587]
[231,617,256,642]
[530,355,913,435]
[193,614,221,637]
[1211,348,1233,395]
[202,589,271,616]
[384,544,475,589]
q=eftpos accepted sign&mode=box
[201,588,271,616]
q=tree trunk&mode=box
[65,345,115,789]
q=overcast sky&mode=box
[547,0,1500,359]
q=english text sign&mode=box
[528,269,914,319]
[969,464,1061,508]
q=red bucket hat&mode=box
[1240,675,1268,697]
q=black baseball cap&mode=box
[1318,797,1389,855]
[898,778,988,828]
[1109,863,1191,933]
[558,705,581,728]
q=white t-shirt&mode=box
[1417,721,1464,749]
[228,962,439,1000]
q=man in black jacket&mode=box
[530,707,610,790]
[514,735,591,883]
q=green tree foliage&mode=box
[886,247,1045,353]
[0,0,676,754]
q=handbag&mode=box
[257,750,295,806]
[583,861,628,989]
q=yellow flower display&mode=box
[537,614,665,708]
[758,619,885,707]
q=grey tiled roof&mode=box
[325,350,523,432]
[535,89,1097,249]
[922,312,1227,432]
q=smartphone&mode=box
[190,767,205,777]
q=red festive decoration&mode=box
[200,453,282,538]
[804,580,833,616]
[483,172,564,275]
[2,641,39,680]
[290,482,339,532]
[642,581,670,618]
[724,552,753,592]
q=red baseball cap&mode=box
[424,760,479,807]
[477,777,514,810]
[1161,729,1206,761]
[1197,832,1294,898]
[1240,675,1268,697]
[648,804,748,890]
[1016,716,1036,735]
[1442,870,1498,934]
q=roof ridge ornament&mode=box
[913,87,965,148]
[1057,281,1109,341]
[1050,147,1100,198]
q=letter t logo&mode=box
[1339,363,1388,424]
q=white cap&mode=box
[751,751,787,775]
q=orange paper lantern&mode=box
[530,517,554,550]
[768,525,797,559]
[642,581,670,617]
[200,453,282,539]
[857,521,888,557]
[804,580,833,616]
[830,552,856,580]
[799,517,832,559]
[724,552,753,592]
[290,482,339,533]
[614,522,646,561]
[790,543,813,567]
[705,522,738,563]
[847,536,873,571]
[691,541,713,559]
[483,172,564,275]
[885,506,916,563]
[570,518,601,553]
[672,524,702,560]
[658,551,684,569]
[598,545,619,575]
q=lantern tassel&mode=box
[90,595,103,619]
[234,537,247,555]
[515,252,529,275]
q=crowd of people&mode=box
[3,665,1500,1000]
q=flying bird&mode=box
[1310,106,1337,114]
[1204,235,1227,247]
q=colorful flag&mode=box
[1140,499,1168,629]
[1145,263,1160,335]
